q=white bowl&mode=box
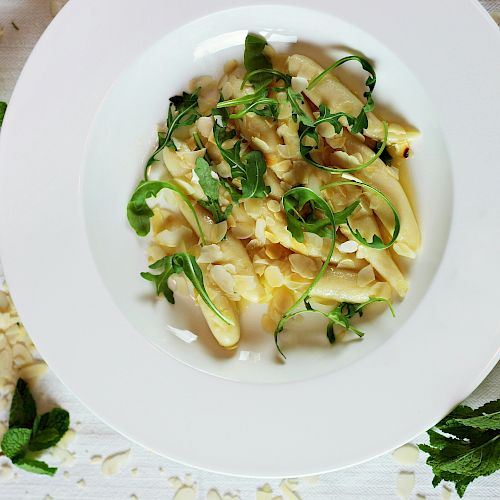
[0,0,499,476]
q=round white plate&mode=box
[0,0,499,477]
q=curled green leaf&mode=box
[194,157,232,223]
[141,253,233,326]
[144,90,200,180]
[307,55,377,135]
[321,178,400,249]
[127,181,206,244]
[243,33,273,85]
[300,120,389,173]
[275,187,337,357]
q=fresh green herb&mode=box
[141,252,233,325]
[217,89,279,120]
[127,180,206,244]
[308,55,377,135]
[0,379,69,476]
[144,90,200,180]
[0,101,7,128]
[325,298,394,342]
[419,399,500,497]
[274,187,337,356]
[244,33,273,85]
[283,186,359,241]
[194,157,232,223]
[300,118,389,173]
[213,123,270,199]
[241,69,291,90]
[286,87,315,127]
[377,141,393,166]
[321,178,400,249]
[11,21,19,31]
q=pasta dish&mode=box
[126,34,421,356]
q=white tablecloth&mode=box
[0,1,499,498]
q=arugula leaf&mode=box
[29,408,70,452]
[194,158,232,223]
[141,252,233,325]
[216,87,279,120]
[213,123,269,199]
[282,186,359,241]
[13,458,57,476]
[321,178,400,249]
[274,188,337,356]
[419,399,500,497]
[300,119,389,173]
[1,428,32,459]
[9,379,36,430]
[240,150,270,199]
[244,33,273,85]
[0,101,7,128]
[144,90,200,180]
[213,123,245,178]
[324,298,394,343]
[308,55,377,135]
[127,180,205,243]
[241,69,291,90]
[286,87,315,127]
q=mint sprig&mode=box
[1,379,70,476]
[419,399,500,497]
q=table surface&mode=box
[0,1,499,499]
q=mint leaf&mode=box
[9,379,36,430]
[0,101,7,128]
[1,428,32,459]
[127,180,205,243]
[244,33,272,85]
[444,400,500,431]
[13,458,57,476]
[194,158,232,223]
[29,408,70,451]
[419,399,500,497]
[142,253,233,326]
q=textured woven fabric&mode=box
[0,1,499,499]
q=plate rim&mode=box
[0,0,499,477]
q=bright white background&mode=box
[0,1,499,498]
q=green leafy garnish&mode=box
[241,69,291,90]
[300,118,389,173]
[144,90,200,180]
[321,178,400,249]
[13,458,57,476]
[9,378,36,429]
[283,186,359,241]
[0,101,7,128]
[274,187,337,356]
[1,428,32,459]
[243,33,273,85]
[194,157,232,223]
[217,88,279,120]
[324,298,394,343]
[419,399,500,497]
[141,252,233,325]
[308,55,377,134]
[0,379,69,476]
[213,123,270,199]
[127,181,206,244]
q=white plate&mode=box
[0,0,499,477]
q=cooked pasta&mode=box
[126,33,421,355]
